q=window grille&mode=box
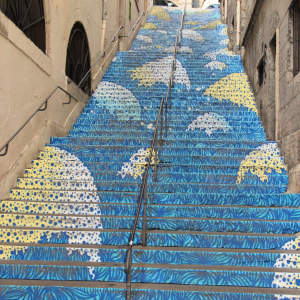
[0,0,45,53]
[65,22,91,96]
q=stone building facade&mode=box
[0,0,151,199]
[221,0,300,192]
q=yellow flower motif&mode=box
[142,23,157,30]
[118,148,159,179]
[184,21,200,25]
[128,64,156,87]
[156,46,162,48]
[204,73,258,114]
[187,9,212,15]
[150,6,171,21]
[236,144,287,184]
[200,20,222,29]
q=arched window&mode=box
[0,0,46,53]
[65,22,91,96]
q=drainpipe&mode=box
[224,0,228,23]
[101,0,108,53]
[236,0,241,51]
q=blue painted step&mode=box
[3,201,298,220]
[0,264,296,289]
[3,213,298,234]
[10,189,300,207]
[0,287,285,300]
[1,245,298,269]
[0,227,296,249]
[16,179,288,194]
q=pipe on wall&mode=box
[236,0,241,51]
[101,0,108,53]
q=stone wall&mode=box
[0,0,152,200]
[226,0,300,192]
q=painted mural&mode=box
[0,4,300,300]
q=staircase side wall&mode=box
[0,0,149,200]
[226,0,300,193]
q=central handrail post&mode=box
[154,129,158,182]
[124,5,187,298]
[173,63,175,86]
[165,93,168,138]
[169,77,172,109]
[125,244,132,299]
[142,180,148,246]
[160,98,164,146]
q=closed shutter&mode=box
[293,0,300,76]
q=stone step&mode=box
[0,227,296,249]
[72,124,265,134]
[86,101,259,110]
[2,212,298,233]
[2,201,299,221]
[40,145,266,157]
[10,189,300,207]
[81,109,258,117]
[23,169,288,186]
[30,152,284,169]
[83,108,260,118]
[0,244,298,268]
[29,160,286,178]
[0,262,298,289]
[49,138,273,149]
[77,115,261,124]
[15,179,288,194]
[68,129,266,141]
[0,283,299,300]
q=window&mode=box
[258,58,265,88]
[65,22,91,96]
[270,33,276,60]
[293,0,300,76]
[0,0,46,53]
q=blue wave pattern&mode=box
[2,286,296,300]
[0,286,125,300]
[0,228,296,249]
[0,264,294,288]
[1,4,300,299]
[2,245,298,269]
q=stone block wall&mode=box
[225,0,300,192]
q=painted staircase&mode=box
[0,5,300,300]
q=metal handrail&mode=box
[0,87,79,157]
[120,12,145,38]
[120,1,152,38]
[0,2,152,157]
[179,0,187,46]
[124,96,165,299]
[124,23,183,300]
[0,25,125,157]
